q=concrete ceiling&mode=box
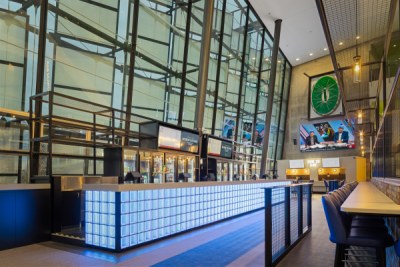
[249,0,329,66]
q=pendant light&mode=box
[353,0,361,83]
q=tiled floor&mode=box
[277,194,335,267]
[0,195,335,267]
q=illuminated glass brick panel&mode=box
[85,191,116,249]
[85,182,290,250]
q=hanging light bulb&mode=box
[353,55,361,83]
[357,110,362,124]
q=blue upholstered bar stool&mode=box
[328,192,385,229]
[322,195,393,267]
[324,179,329,193]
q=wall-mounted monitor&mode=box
[220,141,233,159]
[208,138,222,156]
[141,123,199,154]
[180,131,199,153]
[299,119,355,152]
[322,158,340,168]
[158,125,181,150]
[207,137,232,159]
[289,160,305,169]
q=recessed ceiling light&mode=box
[323,47,328,51]
[393,44,397,47]
[356,36,360,40]
[339,42,343,45]
[278,60,281,63]
[252,57,256,60]
[309,53,313,56]
[296,58,300,61]
[265,58,269,61]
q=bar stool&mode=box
[322,195,393,267]
[328,192,385,229]
[324,179,329,193]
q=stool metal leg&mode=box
[335,244,345,267]
[376,247,386,267]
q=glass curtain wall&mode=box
[266,52,285,169]
[237,11,263,145]
[41,0,134,175]
[214,0,248,140]
[0,1,41,183]
[204,0,225,134]
[371,4,400,179]
[0,0,292,182]
[254,36,272,148]
[276,61,291,160]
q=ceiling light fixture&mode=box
[296,58,300,61]
[323,47,328,51]
[356,36,360,40]
[339,42,343,46]
[309,53,313,56]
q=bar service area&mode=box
[1,0,400,265]
[200,135,260,182]
[104,122,200,184]
[277,156,367,192]
[47,121,283,250]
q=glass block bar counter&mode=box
[83,180,290,251]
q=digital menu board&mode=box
[180,131,199,153]
[158,125,199,153]
[208,138,222,156]
[220,141,233,159]
[158,126,181,150]
[207,137,233,159]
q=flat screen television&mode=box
[158,125,199,153]
[299,119,355,152]
[158,125,181,150]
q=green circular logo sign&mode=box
[311,76,340,116]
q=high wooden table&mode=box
[341,182,400,215]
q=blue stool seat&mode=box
[351,219,386,229]
[347,227,393,247]
[324,180,329,192]
[395,240,400,257]
[322,195,393,267]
